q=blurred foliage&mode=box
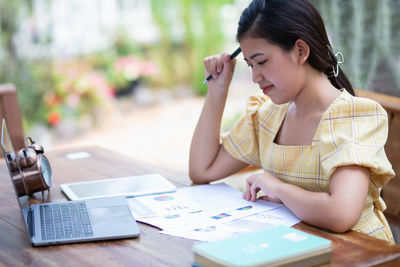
[1,0,233,130]
[0,3,158,130]
[1,0,399,132]
[311,0,400,96]
[150,0,233,95]
[32,49,157,128]
[0,0,46,129]
[106,54,158,91]
[45,59,115,126]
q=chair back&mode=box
[356,90,400,222]
[0,83,24,154]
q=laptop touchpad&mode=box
[90,206,133,225]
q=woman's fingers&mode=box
[244,176,259,202]
[203,53,231,79]
[244,177,253,201]
[259,195,282,203]
[250,183,258,202]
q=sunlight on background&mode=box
[0,0,399,171]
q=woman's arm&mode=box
[244,165,370,233]
[189,53,248,183]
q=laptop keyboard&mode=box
[40,201,94,240]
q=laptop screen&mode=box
[1,118,30,210]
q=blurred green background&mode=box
[0,0,399,135]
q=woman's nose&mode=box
[252,68,263,84]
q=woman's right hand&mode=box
[203,53,237,95]
[189,52,243,184]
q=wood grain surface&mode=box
[0,146,399,266]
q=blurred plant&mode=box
[113,28,142,57]
[311,0,400,95]
[0,0,48,130]
[85,31,159,95]
[150,0,233,95]
[106,55,159,92]
[46,60,115,127]
[0,0,22,72]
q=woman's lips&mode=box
[261,85,273,95]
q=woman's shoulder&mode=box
[327,89,388,119]
[318,89,389,148]
[245,91,269,114]
[319,90,394,185]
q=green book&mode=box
[192,225,332,267]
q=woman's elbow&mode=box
[327,222,353,233]
[189,168,210,184]
[324,213,360,233]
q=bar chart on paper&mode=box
[127,183,301,241]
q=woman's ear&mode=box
[294,39,310,64]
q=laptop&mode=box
[1,118,140,246]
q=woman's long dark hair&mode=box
[237,0,355,96]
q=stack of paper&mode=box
[127,183,300,242]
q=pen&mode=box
[202,47,242,84]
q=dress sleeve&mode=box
[221,92,267,166]
[319,96,395,187]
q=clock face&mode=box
[38,154,52,187]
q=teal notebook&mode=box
[192,225,332,267]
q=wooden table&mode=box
[0,146,400,266]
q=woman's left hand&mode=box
[243,172,283,203]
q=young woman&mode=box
[189,0,395,243]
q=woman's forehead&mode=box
[240,37,279,59]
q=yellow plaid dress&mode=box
[222,90,395,243]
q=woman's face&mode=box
[239,37,306,104]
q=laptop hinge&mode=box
[27,207,35,238]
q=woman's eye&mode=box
[246,59,266,68]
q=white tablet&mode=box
[60,173,177,200]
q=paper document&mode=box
[127,183,300,242]
[128,183,257,217]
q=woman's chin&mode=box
[269,95,291,105]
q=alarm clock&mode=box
[14,137,52,196]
